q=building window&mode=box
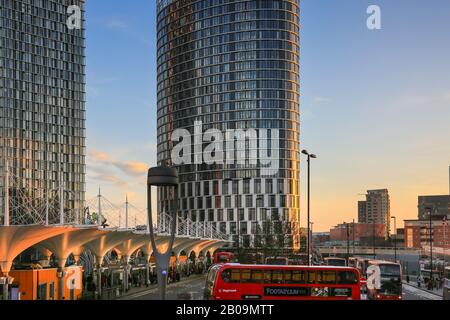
[227,209,235,221]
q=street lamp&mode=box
[147,166,179,300]
[302,150,317,266]
[426,207,433,290]
[345,222,350,264]
[391,216,397,262]
[310,221,314,264]
[443,217,448,267]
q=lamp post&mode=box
[352,219,355,255]
[302,150,317,266]
[345,222,350,264]
[391,216,397,262]
[147,166,178,300]
[310,221,314,264]
[372,217,376,259]
[443,217,448,267]
[426,207,433,290]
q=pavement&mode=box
[402,281,443,300]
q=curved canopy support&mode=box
[36,227,109,268]
[0,226,71,275]
[83,230,136,266]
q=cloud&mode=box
[313,96,332,103]
[89,150,110,162]
[112,161,148,176]
[91,173,128,188]
[88,149,148,177]
[104,18,128,30]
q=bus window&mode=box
[307,271,316,284]
[292,271,306,284]
[241,270,252,283]
[338,271,358,284]
[284,270,293,283]
[264,271,271,283]
[272,270,284,284]
[318,271,337,284]
[221,269,240,283]
[251,270,264,283]
[231,269,241,282]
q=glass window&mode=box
[241,269,252,283]
[221,269,240,283]
[231,270,241,282]
[271,270,284,284]
[251,270,264,283]
[337,271,358,284]
[307,271,316,284]
[292,271,306,284]
[317,271,337,284]
[284,270,293,282]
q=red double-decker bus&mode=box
[204,264,361,300]
[213,252,235,264]
[366,260,402,300]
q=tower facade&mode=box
[366,189,390,239]
[0,0,86,225]
[157,0,300,250]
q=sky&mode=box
[85,0,450,232]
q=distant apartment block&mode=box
[358,201,367,223]
[357,189,390,239]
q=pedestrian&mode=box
[406,275,410,283]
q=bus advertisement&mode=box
[204,264,361,300]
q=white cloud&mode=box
[313,96,332,103]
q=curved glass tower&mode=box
[157,0,300,251]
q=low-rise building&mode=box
[404,219,450,249]
[330,222,386,243]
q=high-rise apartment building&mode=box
[358,200,367,223]
[0,0,86,225]
[156,0,300,250]
[358,190,390,238]
[365,189,390,238]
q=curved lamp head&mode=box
[147,166,179,187]
[302,150,317,159]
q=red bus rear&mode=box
[366,260,402,300]
[213,252,235,264]
[204,264,361,300]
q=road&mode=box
[121,275,206,300]
[121,276,442,300]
